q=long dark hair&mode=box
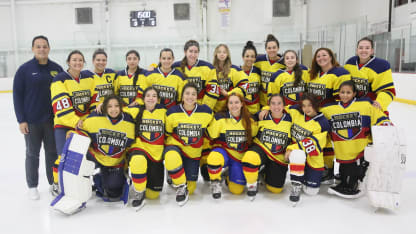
[309,48,339,80]
[220,93,253,146]
[134,86,159,138]
[283,50,303,87]
[101,95,123,118]
[125,50,142,90]
[180,40,200,77]
[298,93,320,115]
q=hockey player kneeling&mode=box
[365,126,406,210]
[51,95,136,214]
[50,133,95,215]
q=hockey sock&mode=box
[207,151,225,181]
[241,151,261,184]
[129,155,147,192]
[165,150,186,186]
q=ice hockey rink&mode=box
[0,92,415,234]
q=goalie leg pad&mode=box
[50,133,94,215]
[365,126,406,210]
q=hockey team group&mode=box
[13,34,406,215]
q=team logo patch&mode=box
[97,129,128,156]
[351,77,369,97]
[261,71,273,91]
[218,77,233,91]
[95,84,114,98]
[139,119,164,142]
[282,81,305,102]
[330,112,362,140]
[50,71,58,77]
[225,130,247,151]
[259,129,289,154]
[186,77,203,93]
[71,90,91,114]
[152,84,177,107]
[307,83,326,99]
[291,124,312,142]
[246,82,260,94]
[119,85,137,99]
[176,123,203,145]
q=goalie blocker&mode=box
[364,126,406,211]
[50,133,95,215]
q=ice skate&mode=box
[321,167,335,185]
[131,190,145,211]
[176,184,189,206]
[246,182,258,201]
[289,182,302,206]
[328,183,362,199]
[210,180,222,199]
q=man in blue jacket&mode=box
[13,35,63,200]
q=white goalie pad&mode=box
[289,150,307,177]
[365,126,406,210]
[51,133,95,215]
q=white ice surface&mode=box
[1,93,415,234]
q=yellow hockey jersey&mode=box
[90,68,116,109]
[254,54,285,107]
[268,65,310,106]
[253,112,292,166]
[214,65,248,112]
[139,68,186,109]
[51,71,94,129]
[76,111,135,167]
[287,105,330,170]
[165,104,213,159]
[344,56,395,112]
[113,69,147,106]
[320,97,390,163]
[307,67,351,106]
[241,66,261,115]
[207,112,258,162]
[172,60,219,110]
[124,104,166,162]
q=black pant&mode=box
[24,121,57,187]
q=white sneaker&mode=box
[28,188,40,200]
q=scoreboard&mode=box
[130,10,156,27]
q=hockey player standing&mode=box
[267,50,310,106]
[308,48,351,184]
[344,37,395,115]
[212,44,248,112]
[254,34,285,107]
[240,41,262,115]
[50,50,94,195]
[113,50,147,106]
[89,49,116,110]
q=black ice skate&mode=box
[289,182,302,206]
[246,182,258,201]
[328,183,362,199]
[176,184,189,206]
[131,190,145,211]
[210,180,222,199]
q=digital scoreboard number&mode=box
[130,10,156,27]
